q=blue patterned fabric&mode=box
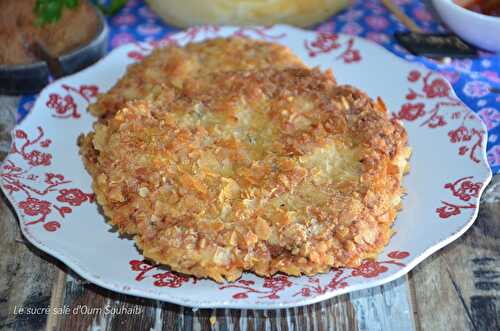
[17,0,500,173]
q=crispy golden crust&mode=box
[80,67,409,282]
[88,37,307,119]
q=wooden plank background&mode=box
[0,97,498,331]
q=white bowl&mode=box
[432,0,500,52]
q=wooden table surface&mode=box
[0,96,499,331]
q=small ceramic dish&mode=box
[432,0,500,52]
[0,5,109,95]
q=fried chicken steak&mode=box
[89,37,306,120]
[80,61,410,282]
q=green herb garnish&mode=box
[34,0,79,25]
[34,0,127,25]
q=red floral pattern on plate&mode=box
[436,176,480,219]
[56,188,93,206]
[219,275,293,300]
[291,251,408,298]
[393,70,484,163]
[46,84,99,119]
[12,127,52,167]
[304,32,361,63]
[128,29,360,67]
[232,26,287,40]
[128,251,409,300]
[127,26,287,61]
[0,127,94,231]
[129,260,195,288]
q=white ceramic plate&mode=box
[0,25,492,309]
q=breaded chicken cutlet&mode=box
[79,67,410,282]
[89,37,307,120]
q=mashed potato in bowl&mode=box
[146,0,351,28]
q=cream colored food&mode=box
[146,0,351,28]
[89,37,307,120]
[80,66,410,282]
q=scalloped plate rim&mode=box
[1,25,493,309]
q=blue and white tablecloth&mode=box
[17,0,500,174]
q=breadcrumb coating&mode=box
[89,37,307,119]
[79,67,410,282]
